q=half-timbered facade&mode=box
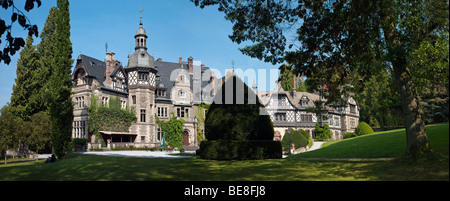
[256,83,359,141]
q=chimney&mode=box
[188,56,193,73]
[293,75,297,99]
[210,71,215,95]
[105,51,115,87]
[179,57,182,64]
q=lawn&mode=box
[0,123,448,181]
[291,122,449,158]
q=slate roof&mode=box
[75,54,107,87]
[127,49,156,69]
[73,54,213,102]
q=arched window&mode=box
[180,75,184,82]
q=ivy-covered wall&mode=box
[88,95,137,144]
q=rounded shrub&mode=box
[357,121,374,136]
[281,129,308,151]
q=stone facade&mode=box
[71,18,212,148]
[256,82,359,141]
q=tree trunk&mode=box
[393,64,432,157]
[380,1,432,157]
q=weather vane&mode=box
[140,8,144,24]
[232,60,235,73]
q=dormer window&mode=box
[301,100,308,106]
[157,89,166,97]
[180,75,184,83]
[300,95,309,106]
[179,90,185,98]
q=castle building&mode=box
[256,81,360,141]
[71,17,360,148]
[71,17,214,148]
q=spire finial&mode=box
[232,60,235,73]
[139,9,144,26]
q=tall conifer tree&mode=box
[10,35,40,120]
[48,0,73,159]
[37,6,58,106]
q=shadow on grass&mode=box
[1,153,447,181]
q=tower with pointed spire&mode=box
[135,15,148,51]
[125,13,157,143]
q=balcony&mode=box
[176,117,196,123]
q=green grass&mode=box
[0,123,448,181]
[0,152,447,181]
[291,123,449,158]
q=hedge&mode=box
[197,140,282,160]
[343,132,357,139]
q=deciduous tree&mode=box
[191,0,449,157]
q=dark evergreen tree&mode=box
[47,0,73,159]
[37,6,58,108]
[9,35,40,120]
[205,75,274,141]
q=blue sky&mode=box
[0,0,282,108]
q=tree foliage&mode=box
[0,0,41,64]
[205,75,274,141]
[0,105,51,159]
[9,35,41,120]
[155,113,185,150]
[88,95,137,144]
[47,0,73,159]
[278,64,308,92]
[281,128,308,151]
[314,123,332,141]
[354,68,403,129]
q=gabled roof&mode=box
[74,54,107,87]
[155,60,212,101]
[73,54,214,103]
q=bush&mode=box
[314,123,332,141]
[205,75,274,141]
[200,75,278,160]
[71,138,88,152]
[357,121,374,136]
[197,140,282,160]
[281,129,308,150]
[343,132,357,139]
[299,129,314,148]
